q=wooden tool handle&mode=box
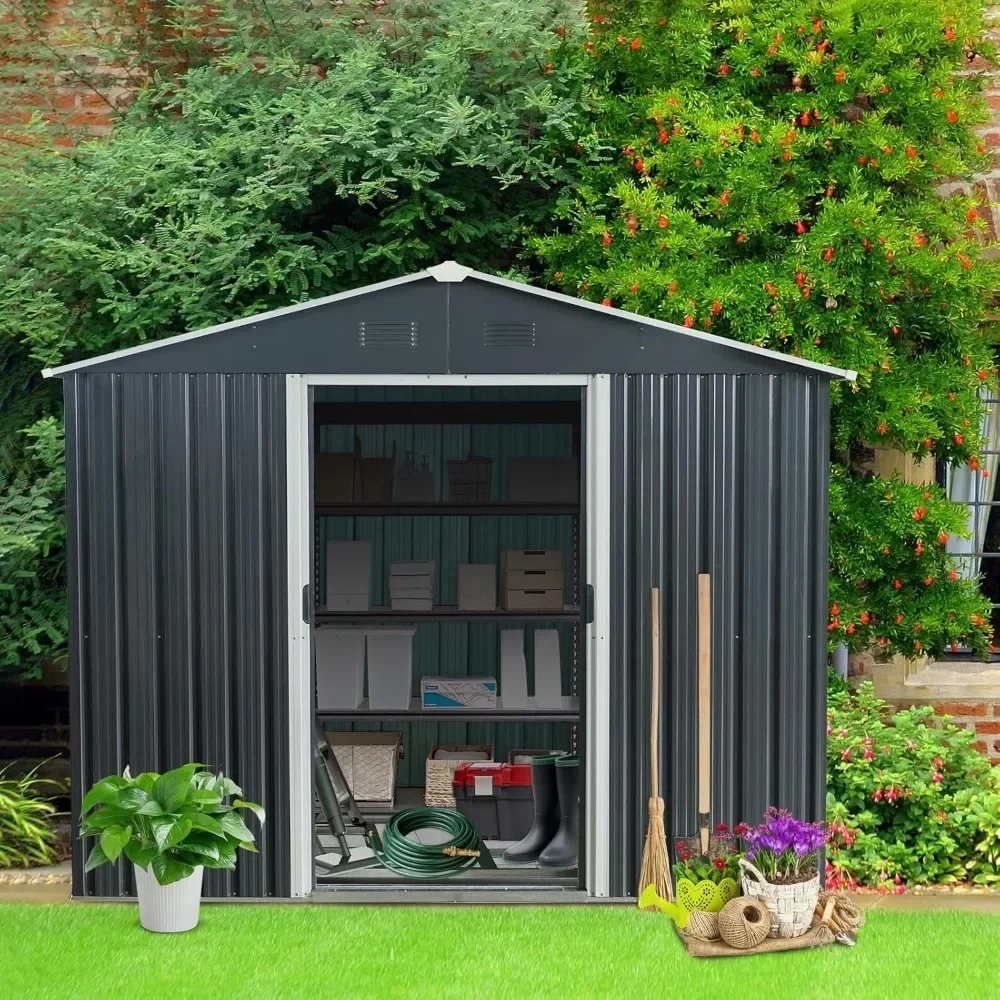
[697,574,711,853]
[650,587,660,799]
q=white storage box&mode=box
[326,594,372,613]
[390,598,433,611]
[507,457,579,503]
[389,576,433,596]
[365,628,415,710]
[325,731,402,803]
[501,549,563,572]
[390,561,435,576]
[458,564,496,611]
[326,540,371,611]
[421,676,498,709]
[314,628,365,710]
[500,629,528,709]
[533,630,563,708]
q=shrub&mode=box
[826,681,1000,888]
[828,466,994,657]
[0,765,63,869]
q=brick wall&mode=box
[932,701,1000,766]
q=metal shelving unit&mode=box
[315,502,578,518]
[316,606,581,625]
[316,696,580,723]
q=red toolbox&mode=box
[452,762,534,842]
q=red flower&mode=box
[834,68,846,83]
[658,215,669,228]
[970,457,980,471]
[630,283,640,294]
[719,63,729,76]
[886,787,899,803]
[750,130,760,143]
[712,300,722,316]
[894,579,903,590]
[968,208,979,224]
[630,37,642,51]
[795,221,808,235]
[955,433,964,445]
[945,26,957,42]
[658,129,669,144]
[734,823,751,837]
[719,189,731,207]
[823,246,835,262]
[841,748,852,761]
[864,749,875,760]
[683,315,695,328]
[602,231,612,247]
[634,158,646,172]
[924,576,934,587]
[932,772,943,783]
[915,541,924,556]
[715,822,729,833]
[906,145,917,158]
[938,532,949,545]
[947,109,959,123]
[873,788,883,801]
[712,857,727,871]
[601,298,613,307]
[949,569,959,582]
[736,232,747,243]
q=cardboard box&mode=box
[458,564,496,611]
[326,593,372,612]
[314,452,356,504]
[505,568,564,592]
[420,676,498,709]
[390,560,436,576]
[503,589,564,611]
[507,457,579,504]
[357,456,394,503]
[501,549,563,572]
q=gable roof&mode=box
[43,262,856,380]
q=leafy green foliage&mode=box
[0,0,586,672]
[0,764,64,869]
[534,0,1000,645]
[826,681,1000,888]
[79,764,264,885]
[828,466,994,656]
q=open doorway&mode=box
[299,381,589,892]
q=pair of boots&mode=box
[503,754,579,870]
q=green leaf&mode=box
[99,824,131,862]
[216,776,243,798]
[150,816,178,851]
[213,840,238,870]
[81,777,128,814]
[220,811,255,844]
[152,764,200,813]
[185,811,226,838]
[136,799,164,817]
[150,853,195,887]
[132,772,158,794]
[233,799,266,825]
[179,834,221,861]
[79,807,132,832]
[188,790,223,807]
[84,841,109,872]
[113,786,150,813]
[123,840,158,870]
[162,818,193,851]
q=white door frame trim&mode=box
[285,372,608,898]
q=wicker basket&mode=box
[425,743,492,807]
[739,857,820,939]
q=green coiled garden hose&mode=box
[373,807,482,879]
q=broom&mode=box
[638,586,674,905]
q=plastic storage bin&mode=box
[452,762,534,841]
[314,628,365,710]
[364,628,415,710]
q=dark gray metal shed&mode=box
[45,261,853,900]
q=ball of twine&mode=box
[718,897,770,950]
[685,909,720,941]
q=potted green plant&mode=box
[80,763,264,933]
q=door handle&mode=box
[584,584,595,624]
[302,584,313,625]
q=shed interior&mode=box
[311,386,585,889]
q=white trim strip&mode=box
[304,374,589,387]
[42,271,431,378]
[285,375,313,898]
[586,374,612,897]
[43,262,856,381]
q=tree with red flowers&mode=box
[535,0,998,656]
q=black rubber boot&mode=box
[538,755,579,870]
[502,753,563,863]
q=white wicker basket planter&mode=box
[738,857,820,939]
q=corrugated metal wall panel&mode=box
[65,373,289,898]
[608,373,829,899]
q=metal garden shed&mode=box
[44,261,855,901]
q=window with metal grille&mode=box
[938,380,1000,647]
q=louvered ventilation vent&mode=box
[358,321,418,348]
[483,321,536,348]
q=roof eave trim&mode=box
[41,270,433,377]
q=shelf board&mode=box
[314,400,580,427]
[315,606,581,624]
[314,502,579,518]
[316,696,579,723]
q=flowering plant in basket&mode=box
[740,809,826,885]
[672,824,741,914]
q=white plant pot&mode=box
[134,863,204,933]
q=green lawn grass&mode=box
[1,903,997,999]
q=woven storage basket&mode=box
[739,857,820,939]
[326,731,402,804]
[425,743,493,807]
